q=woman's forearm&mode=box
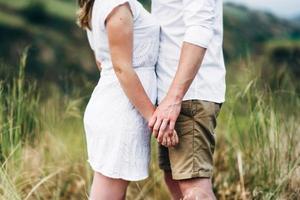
[114,67,155,121]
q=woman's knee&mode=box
[90,172,129,200]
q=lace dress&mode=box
[83,0,159,181]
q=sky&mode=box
[224,0,300,18]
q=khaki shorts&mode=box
[158,100,222,180]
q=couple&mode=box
[78,0,226,198]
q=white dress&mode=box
[83,0,159,181]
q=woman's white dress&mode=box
[83,0,159,181]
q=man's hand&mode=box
[148,95,182,144]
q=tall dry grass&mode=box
[213,58,300,199]
[0,47,40,160]
[0,52,299,199]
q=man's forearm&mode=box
[167,42,207,101]
[149,42,207,140]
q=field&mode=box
[0,0,300,200]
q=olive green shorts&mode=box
[158,100,222,180]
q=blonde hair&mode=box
[77,0,95,30]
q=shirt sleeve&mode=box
[182,0,216,48]
[99,0,137,30]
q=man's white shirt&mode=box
[151,0,226,103]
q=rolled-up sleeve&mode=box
[182,0,216,48]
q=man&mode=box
[149,0,226,199]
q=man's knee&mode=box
[178,178,216,200]
[181,187,215,200]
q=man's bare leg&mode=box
[163,171,183,200]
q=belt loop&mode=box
[190,100,194,116]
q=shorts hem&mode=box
[172,171,213,180]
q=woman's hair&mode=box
[77,0,95,30]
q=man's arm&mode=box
[149,43,206,142]
[166,42,206,103]
[149,0,216,142]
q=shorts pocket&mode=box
[194,100,216,118]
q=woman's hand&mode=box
[161,129,179,147]
[149,95,182,144]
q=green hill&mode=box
[292,15,300,25]
[0,0,299,88]
[223,3,300,59]
[0,0,95,89]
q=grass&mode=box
[0,50,299,199]
[213,59,300,199]
[1,0,299,198]
[0,47,40,159]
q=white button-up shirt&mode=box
[151,0,226,103]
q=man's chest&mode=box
[151,0,183,11]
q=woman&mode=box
[77,0,179,199]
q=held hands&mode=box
[161,129,179,147]
[148,96,182,147]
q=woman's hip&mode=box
[98,67,157,103]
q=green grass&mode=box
[0,1,299,198]
[0,50,299,199]
[0,48,40,159]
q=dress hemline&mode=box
[87,160,149,182]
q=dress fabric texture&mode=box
[83,0,159,181]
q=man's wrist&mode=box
[167,86,185,103]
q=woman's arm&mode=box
[106,3,155,121]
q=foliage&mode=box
[0,0,299,199]
[0,52,299,199]
[213,59,300,199]
[0,1,300,89]
[0,48,40,160]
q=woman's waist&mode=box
[97,66,156,86]
[95,66,157,96]
[100,53,158,71]
[100,66,155,76]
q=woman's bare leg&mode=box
[89,172,129,200]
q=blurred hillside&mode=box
[1,1,300,199]
[293,15,300,23]
[0,0,299,88]
[223,3,300,58]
